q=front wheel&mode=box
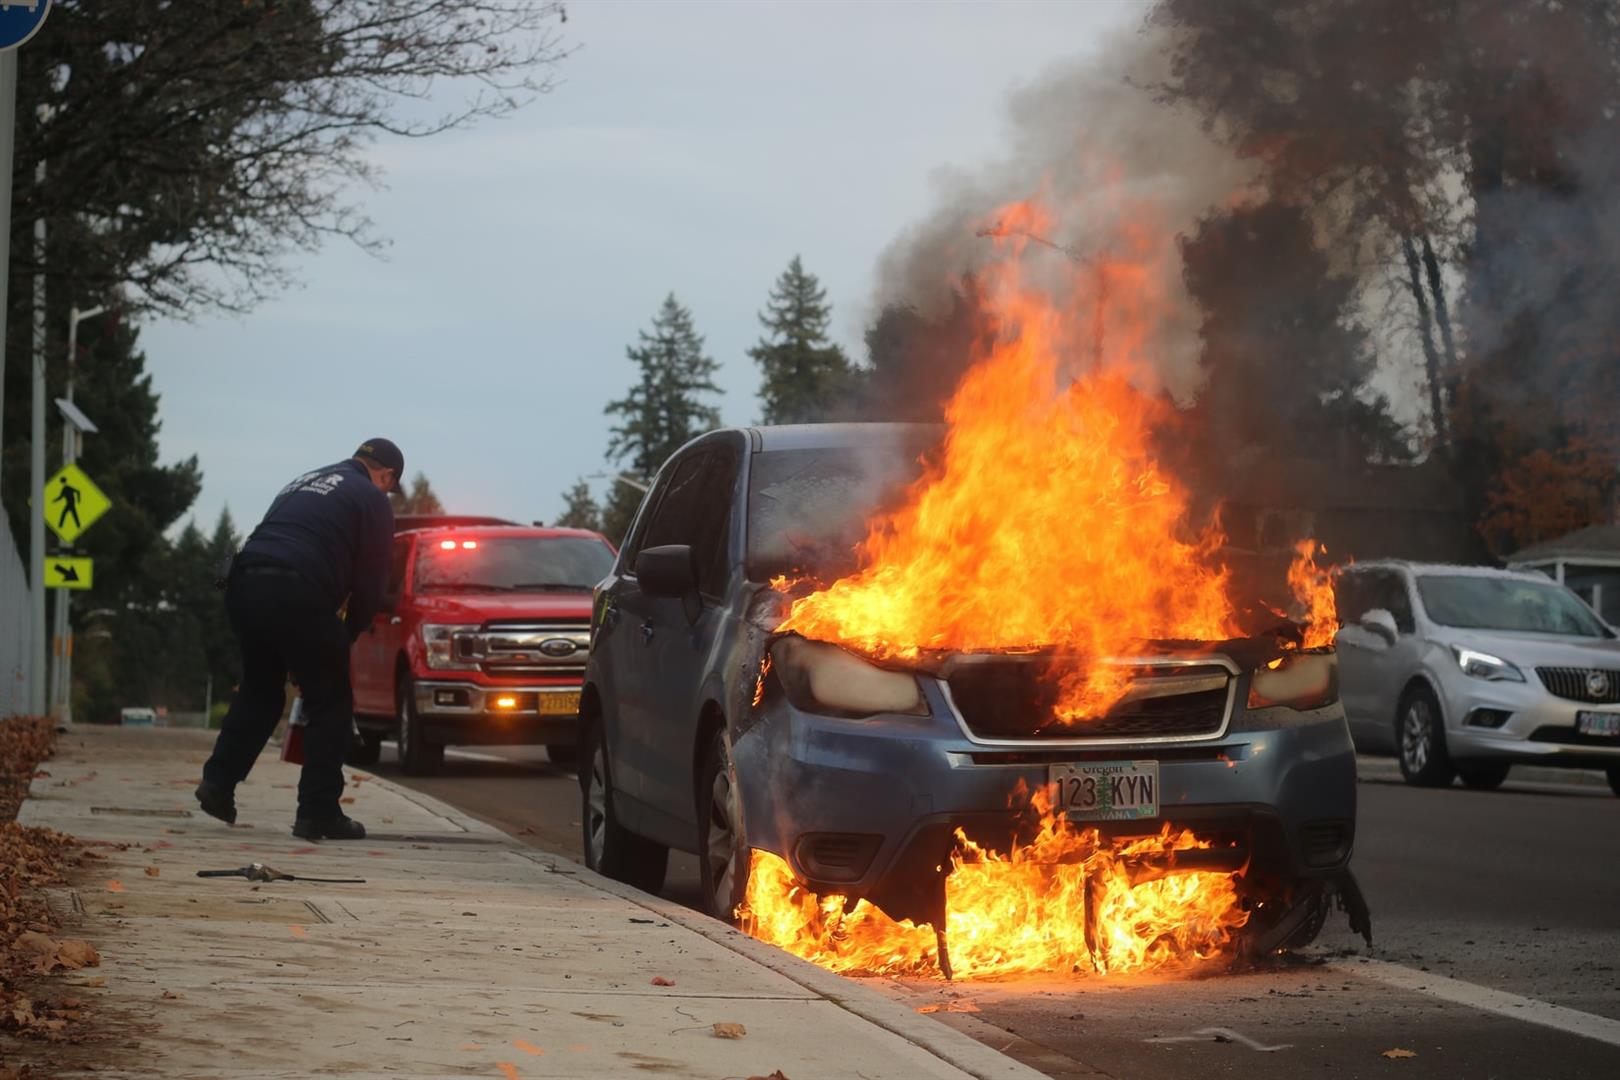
[397,674,444,776]
[697,729,748,923]
[1457,761,1511,790]
[1396,687,1454,787]
[580,717,668,893]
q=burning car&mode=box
[581,420,1370,978]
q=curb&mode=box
[357,766,1046,1080]
[1355,755,1611,791]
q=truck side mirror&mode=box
[636,545,697,599]
[1359,608,1399,645]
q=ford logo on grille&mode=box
[539,638,579,659]
[1587,670,1609,699]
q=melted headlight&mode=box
[1247,650,1339,711]
[769,636,927,717]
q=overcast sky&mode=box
[141,0,1146,534]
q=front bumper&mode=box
[733,694,1356,925]
[413,679,580,747]
[1437,669,1620,765]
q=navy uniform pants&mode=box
[201,566,352,819]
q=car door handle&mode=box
[640,619,655,643]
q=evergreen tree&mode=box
[749,256,856,424]
[554,478,603,533]
[601,294,721,541]
[391,472,445,515]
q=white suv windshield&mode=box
[1415,574,1609,637]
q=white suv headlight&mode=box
[1451,645,1525,682]
[421,623,480,671]
[769,636,926,717]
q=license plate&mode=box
[1048,761,1160,820]
[537,692,581,717]
[1576,711,1620,737]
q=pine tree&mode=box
[750,256,856,424]
[601,294,721,540]
[554,478,603,533]
[391,472,445,515]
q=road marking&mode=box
[1336,959,1620,1049]
[1145,1027,1290,1052]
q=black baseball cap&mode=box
[355,437,404,476]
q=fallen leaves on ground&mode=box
[712,1022,747,1039]
[916,1002,981,1014]
[144,866,160,877]
[746,1072,791,1080]
[1382,1048,1418,1059]
[650,976,675,986]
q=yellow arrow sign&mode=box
[43,462,111,544]
[45,557,93,590]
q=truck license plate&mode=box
[1576,711,1620,737]
[1048,761,1160,821]
[537,692,581,717]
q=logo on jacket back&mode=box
[539,638,579,658]
[1587,670,1610,700]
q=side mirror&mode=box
[636,544,697,599]
[1359,608,1399,645]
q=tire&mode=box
[697,728,749,923]
[348,729,383,767]
[1606,766,1620,798]
[396,673,444,776]
[1456,762,1511,790]
[1396,685,1454,787]
[580,716,668,893]
[545,742,579,770]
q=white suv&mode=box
[1334,561,1620,795]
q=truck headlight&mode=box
[1247,650,1339,711]
[421,623,479,671]
[769,636,927,718]
[1451,645,1524,682]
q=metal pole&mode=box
[50,307,78,720]
[0,51,15,502]
[27,145,45,717]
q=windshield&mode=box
[1415,574,1610,637]
[746,441,934,581]
[415,535,614,592]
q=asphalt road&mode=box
[375,745,1620,1079]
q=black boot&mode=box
[291,813,366,841]
[195,780,237,825]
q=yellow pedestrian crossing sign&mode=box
[45,557,93,590]
[43,463,110,544]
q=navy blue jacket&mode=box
[239,459,395,639]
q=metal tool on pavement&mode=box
[195,862,365,884]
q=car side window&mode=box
[1332,572,1368,626]
[1367,571,1416,634]
[386,537,411,607]
[634,451,712,561]
[629,449,737,598]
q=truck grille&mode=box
[944,658,1233,742]
[1534,666,1620,704]
[454,620,590,677]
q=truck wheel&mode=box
[697,728,749,924]
[396,673,443,776]
[348,729,383,767]
[545,743,579,770]
[1396,686,1454,787]
[580,716,668,893]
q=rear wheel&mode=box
[1457,762,1511,790]
[1396,687,1454,787]
[396,673,443,776]
[580,717,668,893]
[697,728,748,923]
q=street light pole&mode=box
[26,134,45,717]
[49,303,105,722]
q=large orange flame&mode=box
[739,788,1249,979]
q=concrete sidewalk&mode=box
[14,725,1043,1080]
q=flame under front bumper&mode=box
[733,695,1356,924]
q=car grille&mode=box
[1534,666,1620,704]
[454,620,590,677]
[945,659,1233,742]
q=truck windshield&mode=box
[746,440,934,581]
[1415,574,1611,637]
[416,536,615,592]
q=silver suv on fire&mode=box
[1334,561,1620,795]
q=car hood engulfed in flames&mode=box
[738,198,1345,981]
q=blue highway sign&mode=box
[0,0,50,51]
